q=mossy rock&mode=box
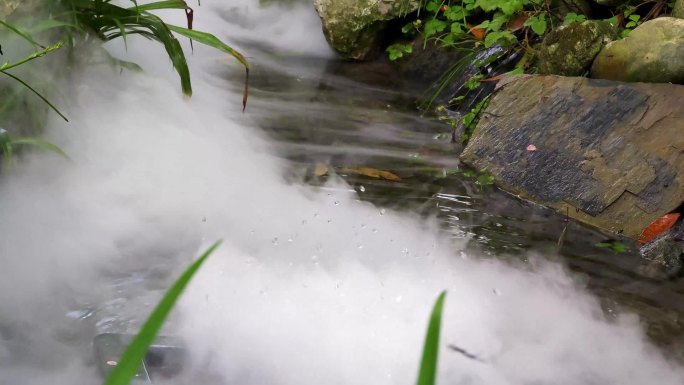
[313,0,419,60]
[537,20,617,76]
[591,17,684,84]
[673,0,684,19]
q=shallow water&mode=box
[237,22,684,354]
[2,1,684,384]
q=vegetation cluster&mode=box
[0,0,248,166]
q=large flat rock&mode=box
[460,75,684,238]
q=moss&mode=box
[538,20,617,76]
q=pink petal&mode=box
[526,144,537,151]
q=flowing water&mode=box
[2,1,684,384]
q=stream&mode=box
[1,1,684,384]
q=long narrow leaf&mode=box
[0,71,68,122]
[0,20,45,48]
[167,24,249,109]
[103,240,221,385]
[166,24,248,68]
[128,1,189,12]
[10,137,70,160]
[417,291,447,385]
[0,41,64,72]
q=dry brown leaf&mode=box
[339,166,401,181]
[313,163,329,177]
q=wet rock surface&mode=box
[460,75,684,239]
[591,17,684,84]
[313,0,419,60]
[538,20,617,76]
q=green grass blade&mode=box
[10,137,70,160]
[167,24,249,108]
[103,240,221,385]
[129,1,190,12]
[24,19,80,34]
[0,20,45,48]
[166,24,248,69]
[0,41,64,72]
[416,291,447,385]
[0,71,69,122]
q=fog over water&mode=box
[0,1,683,384]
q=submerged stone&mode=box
[538,20,617,76]
[591,17,684,84]
[313,0,419,60]
[460,75,684,240]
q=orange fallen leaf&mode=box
[339,166,401,181]
[466,23,485,41]
[638,212,680,245]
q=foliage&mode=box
[416,0,547,49]
[460,94,490,143]
[390,0,673,63]
[595,240,628,254]
[0,1,249,116]
[104,241,221,385]
[562,12,586,25]
[460,169,495,187]
[416,291,447,385]
[0,0,250,161]
[387,43,414,61]
[0,128,69,171]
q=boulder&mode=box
[538,20,616,76]
[313,0,419,60]
[674,0,684,19]
[591,17,684,84]
[460,75,684,239]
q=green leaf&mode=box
[104,241,221,385]
[477,174,495,185]
[416,291,447,385]
[386,43,413,61]
[563,12,586,25]
[475,0,501,12]
[524,14,547,35]
[166,24,249,109]
[10,137,70,159]
[426,1,443,13]
[128,0,189,12]
[484,30,516,48]
[423,19,448,38]
[0,20,45,48]
[0,71,68,122]
[0,41,64,72]
[499,0,524,15]
[605,16,618,26]
[167,24,248,69]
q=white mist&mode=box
[0,1,681,385]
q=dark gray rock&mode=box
[460,75,684,239]
[538,20,617,76]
